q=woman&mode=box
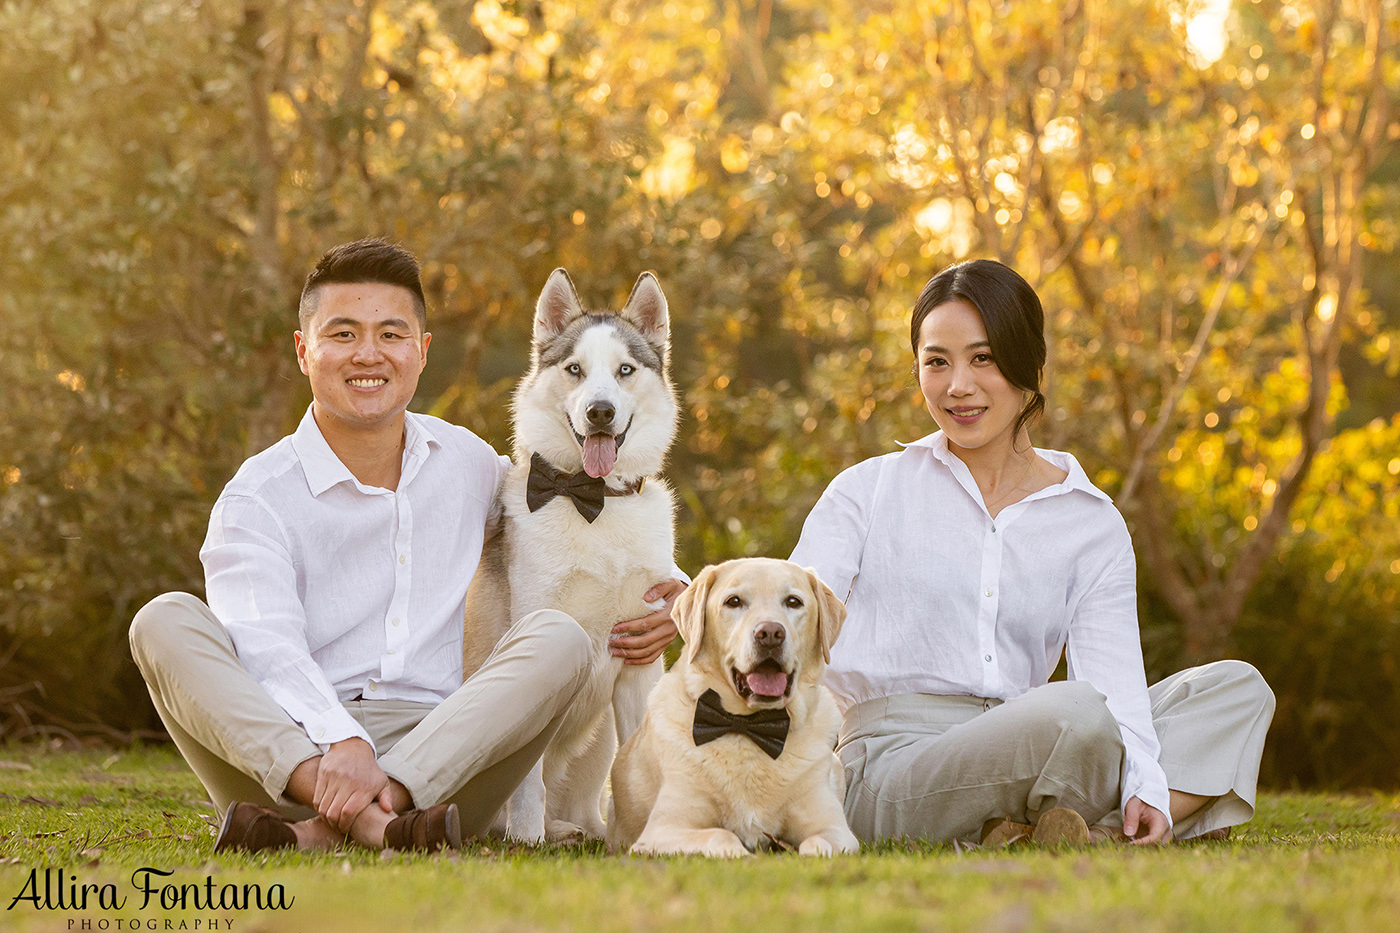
[790,259,1274,845]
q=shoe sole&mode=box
[212,804,241,854]
[980,818,1033,848]
[444,803,463,851]
[1032,808,1090,847]
[1087,825,1131,845]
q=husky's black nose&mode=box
[585,400,615,427]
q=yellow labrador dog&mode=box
[607,558,859,857]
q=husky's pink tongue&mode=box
[746,669,789,698]
[582,434,618,477]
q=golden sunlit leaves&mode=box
[719,135,749,173]
[639,135,694,201]
[1040,116,1080,154]
[3,0,1396,774]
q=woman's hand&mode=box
[1123,796,1173,845]
[609,578,686,666]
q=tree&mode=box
[681,0,1399,662]
[2,0,1398,788]
[0,0,700,732]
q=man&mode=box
[130,239,681,852]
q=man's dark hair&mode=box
[298,237,427,331]
[910,259,1047,442]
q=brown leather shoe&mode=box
[213,802,298,854]
[383,803,462,852]
[980,817,1034,848]
[1031,807,1090,847]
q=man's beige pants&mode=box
[839,660,1275,843]
[129,592,591,834]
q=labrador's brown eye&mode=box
[784,595,804,609]
[724,595,743,608]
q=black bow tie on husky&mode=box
[691,688,790,759]
[526,453,644,523]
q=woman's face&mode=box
[917,299,1028,452]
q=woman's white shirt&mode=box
[789,430,1171,824]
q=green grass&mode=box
[2,744,1398,932]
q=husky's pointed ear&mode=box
[623,271,668,347]
[804,567,847,665]
[674,564,719,666]
[535,268,583,343]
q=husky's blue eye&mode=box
[566,363,582,376]
[618,364,635,377]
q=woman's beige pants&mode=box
[839,660,1275,842]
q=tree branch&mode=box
[1118,222,1263,504]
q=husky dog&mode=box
[463,268,678,843]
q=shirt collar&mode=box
[291,406,357,497]
[290,406,441,498]
[398,411,440,490]
[898,430,1113,504]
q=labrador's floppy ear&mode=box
[804,567,848,665]
[673,564,719,666]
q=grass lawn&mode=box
[2,744,1398,932]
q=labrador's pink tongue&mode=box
[582,434,617,477]
[746,670,789,698]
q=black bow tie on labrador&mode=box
[525,453,646,523]
[692,688,790,760]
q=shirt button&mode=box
[368,682,379,691]
[985,589,994,597]
[387,649,396,655]
[984,655,992,662]
[314,728,325,739]
[399,555,407,565]
[391,617,401,626]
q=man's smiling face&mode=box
[294,282,430,436]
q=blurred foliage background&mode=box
[1,0,1397,789]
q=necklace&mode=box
[980,455,1037,516]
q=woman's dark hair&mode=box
[910,259,1046,441]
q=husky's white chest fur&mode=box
[463,268,678,843]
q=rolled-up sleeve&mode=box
[1065,541,1171,826]
[201,494,372,752]
[790,462,877,602]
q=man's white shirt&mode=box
[201,407,509,752]
[790,430,1172,824]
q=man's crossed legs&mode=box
[129,593,591,851]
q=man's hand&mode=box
[313,737,390,833]
[610,578,687,666]
[1123,796,1172,846]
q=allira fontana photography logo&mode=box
[7,866,294,920]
